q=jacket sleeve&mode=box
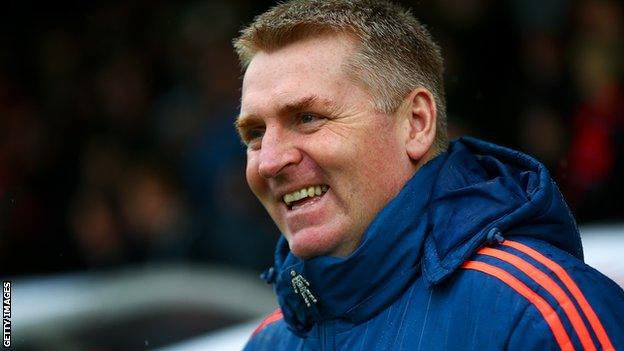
[242,309,296,351]
[506,305,569,351]
[506,269,624,351]
[242,327,279,351]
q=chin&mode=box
[288,240,327,260]
[287,232,339,260]
[287,227,354,259]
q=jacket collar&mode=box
[268,152,447,335]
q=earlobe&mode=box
[405,88,437,162]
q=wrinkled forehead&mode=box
[240,34,361,112]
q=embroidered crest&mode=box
[290,270,318,307]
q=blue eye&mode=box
[300,113,318,123]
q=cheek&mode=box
[245,157,264,197]
[310,129,384,182]
[356,134,407,195]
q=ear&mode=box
[404,88,437,161]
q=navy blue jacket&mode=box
[244,137,624,350]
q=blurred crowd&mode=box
[1,0,622,276]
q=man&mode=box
[233,1,624,350]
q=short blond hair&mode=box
[234,0,448,152]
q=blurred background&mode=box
[1,0,623,350]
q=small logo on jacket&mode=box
[290,271,318,307]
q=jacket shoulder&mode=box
[459,237,624,350]
[243,309,303,351]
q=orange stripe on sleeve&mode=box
[252,309,284,336]
[503,240,615,351]
[462,260,574,351]
[478,247,595,351]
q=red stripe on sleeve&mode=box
[503,240,615,351]
[252,309,284,336]
[478,247,595,351]
[462,260,574,351]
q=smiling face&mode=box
[237,34,418,259]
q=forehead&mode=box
[240,34,360,114]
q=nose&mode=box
[257,127,302,179]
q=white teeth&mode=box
[283,185,329,205]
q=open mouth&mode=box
[283,185,329,210]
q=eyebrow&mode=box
[280,94,331,115]
[235,94,340,135]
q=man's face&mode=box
[237,34,416,259]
